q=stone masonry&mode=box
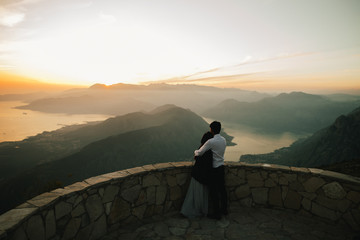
[0,162,359,240]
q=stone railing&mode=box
[0,162,360,240]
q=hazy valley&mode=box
[1,83,360,214]
[13,83,270,115]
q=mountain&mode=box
[0,109,164,180]
[240,106,360,169]
[323,93,360,102]
[203,92,360,134]
[0,104,235,181]
[0,92,52,102]
[0,106,234,214]
[15,83,269,115]
[15,94,156,115]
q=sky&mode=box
[0,0,359,93]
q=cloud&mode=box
[241,55,253,63]
[6,0,43,7]
[233,52,316,68]
[140,72,262,85]
[0,64,16,70]
[185,67,221,78]
[184,73,261,83]
[98,12,117,25]
[188,53,316,81]
[0,7,25,27]
[0,0,45,27]
[73,1,93,10]
[140,51,317,86]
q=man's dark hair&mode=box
[210,121,221,134]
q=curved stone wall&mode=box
[0,162,359,240]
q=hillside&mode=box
[0,106,180,180]
[321,159,360,177]
[203,92,360,134]
[0,106,234,214]
[240,106,360,168]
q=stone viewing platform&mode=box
[103,203,356,240]
[0,162,360,240]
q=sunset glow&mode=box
[0,0,359,93]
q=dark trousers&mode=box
[209,165,228,217]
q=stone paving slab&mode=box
[101,205,358,240]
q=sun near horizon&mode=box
[0,0,359,94]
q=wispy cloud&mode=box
[0,7,25,27]
[184,67,221,79]
[0,0,44,27]
[241,55,253,63]
[233,52,316,68]
[188,52,316,80]
[0,64,16,70]
[140,52,316,86]
[72,1,93,10]
[98,12,117,25]
[184,73,263,84]
[0,40,25,52]
[7,0,44,7]
[141,72,262,85]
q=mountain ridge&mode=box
[203,91,360,134]
[13,83,270,115]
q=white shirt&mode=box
[194,134,226,168]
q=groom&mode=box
[194,121,228,219]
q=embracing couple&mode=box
[181,121,228,220]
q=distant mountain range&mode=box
[203,92,360,134]
[240,106,360,168]
[13,83,270,115]
[16,93,156,115]
[0,105,234,214]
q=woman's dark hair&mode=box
[210,121,221,134]
[201,131,213,146]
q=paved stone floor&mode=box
[102,204,359,240]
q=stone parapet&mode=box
[0,161,359,240]
[225,162,360,230]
